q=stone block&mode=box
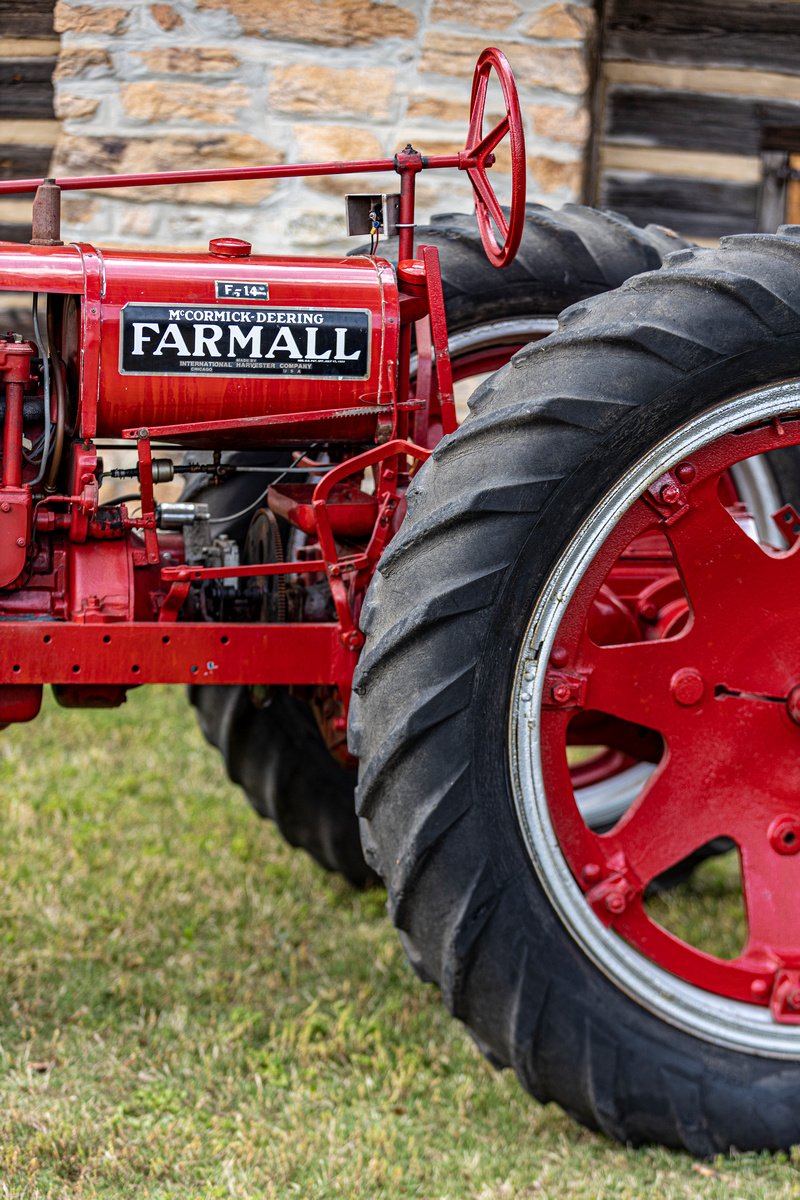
[293,124,383,163]
[269,65,395,119]
[136,48,240,75]
[196,0,416,46]
[531,103,589,145]
[526,3,594,40]
[53,47,113,82]
[420,33,588,95]
[149,3,184,29]
[528,153,582,193]
[54,2,128,33]
[121,82,250,126]
[430,0,520,31]
[54,94,101,121]
[52,132,284,204]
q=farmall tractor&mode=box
[1,47,800,1155]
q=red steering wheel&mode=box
[462,48,526,268]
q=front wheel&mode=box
[351,229,800,1152]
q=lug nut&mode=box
[605,892,627,914]
[660,482,681,505]
[552,682,572,704]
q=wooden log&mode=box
[600,144,760,183]
[600,172,759,237]
[604,61,800,101]
[0,144,54,181]
[0,1,54,37]
[606,86,800,156]
[0,223,31,244]
[606,0,800,74]
[0,61,54,120]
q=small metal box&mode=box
[345,193,401,237]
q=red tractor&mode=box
[1,48,798,1155]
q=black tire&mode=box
[188,206,689,886]
[370,202,689,334]
[191,684,367,884]
[350,228,800,1153]
[183,452,376,887]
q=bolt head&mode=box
[15,537,25,547]
[605,892,627,914]
[750,978,769,998]
[675,462,696,484]
[670,667,705,706]
[550,645,568,667]
[768,814,800,855]
[0,502,10,513]
[552,682,571,704]
[787,684,800,725]
[581,863,601,884]
[660,482,681,505]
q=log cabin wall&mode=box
[0,1,58,332]
[0,1,58,242]
[591,0,800,238]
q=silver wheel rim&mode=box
[510,382,800,1057]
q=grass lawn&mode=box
[0,686,796,1198]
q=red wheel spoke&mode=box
[468,167,508,238]
[582,636,698,734]
[473,115,510,160]
[605,756,725,887]
[538,414,800,1008]
[739,830,800,963]
[665,479,773,617]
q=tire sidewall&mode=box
[455,341,800,1109]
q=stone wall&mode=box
[51,0,594,255]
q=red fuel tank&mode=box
[62,243,400,446]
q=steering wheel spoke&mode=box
[473,115,511,160]
[467,166,509,240]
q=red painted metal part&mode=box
[419,245,457,436]
[0,622,356,686]
[540,418,800,1013]
[0,48,522,738]
[82,250,400,445]
[0,43,527,279]
[463,48,526,268]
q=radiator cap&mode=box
[209,237,251,257]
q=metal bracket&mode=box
[770,968,800,1024]
[542,670,586,709]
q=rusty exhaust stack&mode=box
[30,178,63,246]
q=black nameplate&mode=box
[215,280,269,301]
[120,303,371,379]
